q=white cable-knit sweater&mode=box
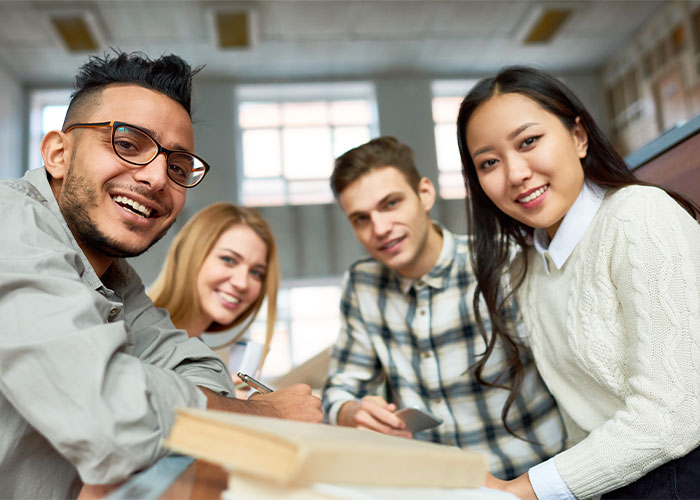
[517,185,700,499]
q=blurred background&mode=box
[2,0,699,385]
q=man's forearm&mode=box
[198,387,280,417]
[198,384,323,423]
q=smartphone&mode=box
[394,407,443,433]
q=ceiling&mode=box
[0,0,669,86]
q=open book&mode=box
[163,408,487,488]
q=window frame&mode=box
[234,82,379,207]
[430,79,478,200]
[27,89,71,171]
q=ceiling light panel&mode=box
[50,15,98,51]
[523,7,572,44]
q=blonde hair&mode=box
[149,202,279,367]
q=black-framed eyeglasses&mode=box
[62,120,210,188]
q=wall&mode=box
[17,71,602,286]
[602,1,700,155]
[130,72,605,286]
[0,62,23,179]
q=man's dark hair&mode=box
[63,50,202,126]
[330,136,421,198]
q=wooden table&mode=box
[106,455,227,500]
[158,459,228,499]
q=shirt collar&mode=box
[23,167,106,290]
[24,167,59,213]
[533,181,606,274]
[397,223,454,294]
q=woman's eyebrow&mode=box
[472,122,539,158]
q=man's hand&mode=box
[337,396,411,438]
[199,384,323,423]
[248,384,323,422]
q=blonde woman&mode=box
[150,202,279,376]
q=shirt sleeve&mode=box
[118,262,235,396]
[528,459,576,500]
[321,269,384,424]
[553,188,700,498]
[0,195,231,484]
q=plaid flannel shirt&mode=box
[322,225,566,479]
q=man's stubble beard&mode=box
[60,167,175,259]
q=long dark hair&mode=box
[456,65,698,438]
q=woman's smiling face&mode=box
[466,92,589,239]
[195,224,268,329]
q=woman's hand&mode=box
[231,373,250,399]
[484,472,538,500]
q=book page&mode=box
[223,473,518,500]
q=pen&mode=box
[236,371,275,394]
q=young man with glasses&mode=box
[0,52,321,499]
[322,136,566,480]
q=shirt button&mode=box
[422,351,431,359]
[420,309,426,316]
[108,307,120,321]
[434,398,442,404]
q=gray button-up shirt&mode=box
[0,168,235,498]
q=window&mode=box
[28,89,71,171]
[623,68,642,123]
[642,50,654,77]
[431,80,478,199]
[670,25,685,55]
[607,68,643,132]
[694,7,700,54]
[653,37,669,71]
[236,83,378,206]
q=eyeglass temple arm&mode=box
[62,120,115,133]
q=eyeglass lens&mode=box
[113,125,206,187]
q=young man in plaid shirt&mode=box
[321,136,565,479]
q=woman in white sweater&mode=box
[456,66,700,499]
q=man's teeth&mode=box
[113,195,152,217]
[518,185,548,203]
[218,291,241,304]
[381,239,400,250]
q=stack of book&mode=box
[164,408,495,500]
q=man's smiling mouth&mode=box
[112,195,153,218]
[379,236,405,251]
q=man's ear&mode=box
[417,177,436,212]
[573,116,589,159]
[41,130,71,182]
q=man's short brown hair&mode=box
[330,136,421,197]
